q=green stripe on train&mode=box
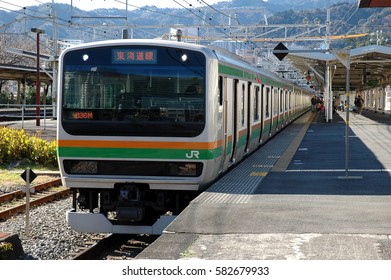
[218,64,293,89]
[58,147,223,160]
[251,126,261,141]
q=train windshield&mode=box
[61,45,206,137]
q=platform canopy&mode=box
[286,45,391,92]
[0,63,53,83]
[359,0,391,8]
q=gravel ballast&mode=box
[0,196,104,260]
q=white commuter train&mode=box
[57,39,312,234]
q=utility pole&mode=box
[31,28,45,127]
[324,9,333,123]
[51,0,58,119]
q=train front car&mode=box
[57,40,221,234]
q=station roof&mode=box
[286,45,391,92]
[2,44,390,92]
[0,63,53,83]
[359,0,391,8]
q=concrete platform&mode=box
[137,110,391,260]
[0,118,56,141]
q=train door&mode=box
[249,84,262,151]
[245,81,252,154]
[292,90,298,118]
[260,85,271,143]
[277,88,284,131]
[298,90,304,114]
[289,91,293,120]
[230,79,248,164]
[220,76,234,171]
[283,89,288,125]
[287,90,292,123]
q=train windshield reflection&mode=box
[61,46,206,137]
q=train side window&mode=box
[218,76,223,106]
[265,86,270,118]
[241,83,245,126]
[273,88,279,116]
[292,91,295,108]
[285,90,288,111]
[254,85,260,121]
[279,89,283,113]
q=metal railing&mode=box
[0,104,56,130]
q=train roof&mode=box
[61,39,312,93]
[209,44,300,90]
[61,38,209,54]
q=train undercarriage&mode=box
[66,183,200,234]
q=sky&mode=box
[0,0,223,12]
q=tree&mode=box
[0,29,49,105]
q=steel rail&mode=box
[0,179,69,220]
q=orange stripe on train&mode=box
[58,139,223,149]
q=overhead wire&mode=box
[0,14,24,31]
[0,0,233,41]
[67,0,204,39]
[198,0,237,24]
[32,0,47,5]
[172,0,241,42]
[0,0,118,40]
[331,2,359,35]
[0,1,125,39]
[1,0,253,44]
[0,2,53,32]
[112,0,195,20]
[179,0,236,25]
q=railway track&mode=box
[71,233,158,260]
[0,178,70,220]
[1,177,157,260]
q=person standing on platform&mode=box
[355,95,364,114]
[311,95,317,112]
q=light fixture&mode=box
[181,54,188,62]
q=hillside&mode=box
[0,0,389,50]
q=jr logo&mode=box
[186,150,200,159]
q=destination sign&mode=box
[71,111,94,120]
[112,49,157,64]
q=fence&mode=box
[0,104,56,130]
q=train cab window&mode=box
[61,45,206,137]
